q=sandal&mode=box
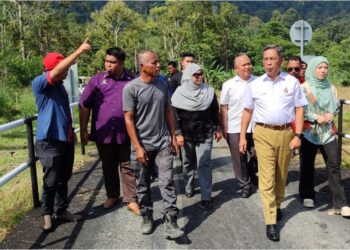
[40,215,54,232]
[327,208,341,216]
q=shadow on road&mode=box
[29,159,104,249]
[179,177,241,236]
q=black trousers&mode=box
[35,140,74,216]
[96,143,137,203]
[299,138,347,208]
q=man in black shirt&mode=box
[167,53,195,94]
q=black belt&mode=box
[256,123,291,130]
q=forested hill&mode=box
[62,1,350,28]
[1,1,350,121]
[128,1,350,28]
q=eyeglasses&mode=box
[287,67,300,72]
[193,73,203,78]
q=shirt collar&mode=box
[103,69,132,81]
[233,75,254,83]
[262,71,287,82]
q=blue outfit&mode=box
[32,72,73,142]
[32,72,74,216]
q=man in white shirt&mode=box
[220,53,257,198]
[240,45,307,242]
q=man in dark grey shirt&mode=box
[123,50,184,239]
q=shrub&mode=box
[2,56,42,87]
[202,61,234,90]
[0,87,36,122]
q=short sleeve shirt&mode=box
[220,75,256,133]
[123,77,170,151]
[79,71,132,144]
[32,72,73,142]
[243,72,307,125]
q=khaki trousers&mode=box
[253,125,293,225]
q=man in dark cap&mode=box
[32,39,91,231]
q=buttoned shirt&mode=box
[220,75,257,133]
[79,70,132,144]
[32,72,73,142]
[243,72,307,125]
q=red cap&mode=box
[43,52,65,71]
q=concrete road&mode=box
[1,140,350,249]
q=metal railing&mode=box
[0,102,79,208]
[337,99,350,162]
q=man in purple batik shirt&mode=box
[79,47,140,215]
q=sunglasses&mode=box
[287,67,300,72]
[193,73,204,78]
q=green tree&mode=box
[325,37,350,85]
[85,1,144,73]
[282,8,298,27]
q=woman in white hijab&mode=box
[172,63,222,211]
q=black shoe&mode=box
[185,191,194,198]
[163,214,184,239]
[141,214,154,235]
[200,200,213,211]
[241,188,251,198]
[54,211,82,222]
[266,224,280,241]
[277,208,283,221]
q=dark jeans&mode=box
[35,140,74,216]
[131,146,178,217]
[299,138,347,208]
[227,133,258,190]
[96,143,137,203]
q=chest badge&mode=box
[283,87,289,95]
[101,79,108,85]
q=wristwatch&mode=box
[294,133,303,139]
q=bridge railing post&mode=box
[337,100,344,165]
[25,116,40,208]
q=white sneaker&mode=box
[341,206,350,217]
[303,198,315,208]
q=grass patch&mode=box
[0,103,97,241]
[0,137,97,241]
[334,87,350,166]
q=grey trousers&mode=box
[182,137,213,201]
[227,133,256,190]
[131,145,179,217]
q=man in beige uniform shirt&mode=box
[240,45,307,242]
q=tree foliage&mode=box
[1,0,350,119]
